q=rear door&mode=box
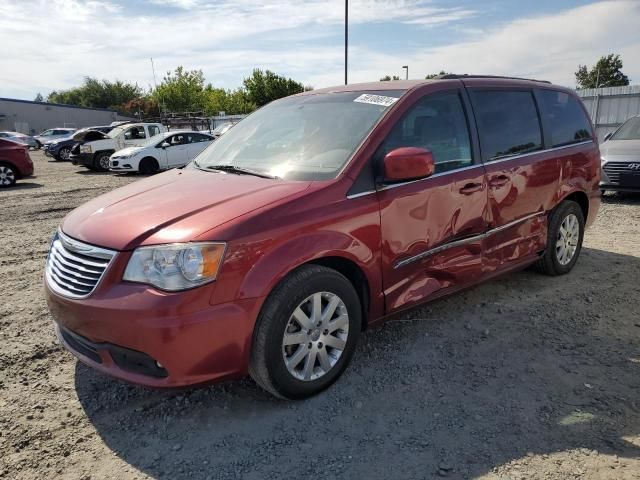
[165,134,188,167]
[467,85,558,271]
[377,86,489,312]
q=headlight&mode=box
[80,144,92,153]
[123,242,226,291]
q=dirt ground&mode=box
[1,151,640,480]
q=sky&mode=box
[1,0,639,100]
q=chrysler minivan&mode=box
[45,76,600,399]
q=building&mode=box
[0,97,137,135]
[576,85,640,142]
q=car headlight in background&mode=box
[80,145,92,153]
[123,242,226,291]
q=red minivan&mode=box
[45,76,600,399]
[0,138,34,187]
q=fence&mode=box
[576,85,640,142]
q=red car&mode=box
[0,138,34,187]
[45,76,600,399]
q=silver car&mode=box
[600,116,640,193]
[0,131,38,148]
[33,128,76,148]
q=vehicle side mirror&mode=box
[161,142,170,149]
[383,147,435,182]
[603,132,613,142]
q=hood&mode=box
[600,139,640,161]
[72,130,110,142]
[61,168,312,250]
[112,146,143,157]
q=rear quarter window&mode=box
[470,90,543,161]
[537,90,592,147]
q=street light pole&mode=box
[345,0,348,85]
[402,65,408,80]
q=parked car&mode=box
[0,138,34,187]
[600,115,640,193]
[109,131,214,174]
[34,128,76,148]
[44,76,600,399]
[43,126,113,162]
[0,131,39,149]
[70,123,165,172]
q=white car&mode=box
[109,131,215,174]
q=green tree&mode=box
[34,93,44,102]
[380,75,400,81]
[425,70,451,79]
[575,54,629,89]
[242,69,305,107]
[47,77,142,109]
[152,66,207,113]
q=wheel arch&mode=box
[0,160,20,179]
[557,189,589,221]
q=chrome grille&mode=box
[603,162,634,185]
[45,230,115,299]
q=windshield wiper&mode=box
[204,164,279,179]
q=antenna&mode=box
[150,57,165,119]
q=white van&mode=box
[70,123,165,171]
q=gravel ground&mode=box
[1,151,640,480]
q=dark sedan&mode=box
[44,126,113,161]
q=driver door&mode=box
[376,88,489,312]
[164,134,188,168]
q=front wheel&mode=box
[139,157,159,174]
[249,265,361,399]
[536,200,585,275]
[93,152,111,172]
[0,163,17,187]
[57,147,71,161]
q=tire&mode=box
[57,147,71,162]
[93,152,112,172]
[139,157,159,174]
[535,200,585,276]
[249,264,362,399]
[0,163,17,187]
[35,140,42,150]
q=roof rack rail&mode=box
[436,74,551,84]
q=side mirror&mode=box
[603,132,613,142]
[161,142,170,149]
[383,147,435,182]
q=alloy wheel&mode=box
[282,292,349,381]
[59,148,71,161]
[556,213,579,265]
[0,165,16,187]
[99,156,110,170]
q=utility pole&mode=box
[344,0,348,85]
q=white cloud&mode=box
[0,0,638,99]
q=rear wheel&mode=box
[139,157,159,174]
[249,265,361,399]
[535,200,585,276]
[57,147,71,161]
[0,163,17,187]
[93,152,112,172]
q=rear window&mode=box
[537,90,592,147]
[471,90,543,161]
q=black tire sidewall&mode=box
[139,157,158,174]
[0,164,16,187]
[94,153,111,172]
[547,201,585,274]
[259,268,361,399]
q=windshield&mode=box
[611,117,640,140]
[192,90,404,181]
[141,133,168,148]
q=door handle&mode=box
[489,175,510,188]
[459,182,484,195]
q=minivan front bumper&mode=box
[45,279,265,387]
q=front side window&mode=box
[192,90,405,181]
[611,116,640,140]
[124,126,146,140]
[375,91,473,174]
[40,129,53,136]
[472,90,542,161]
[537,90,592,147]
